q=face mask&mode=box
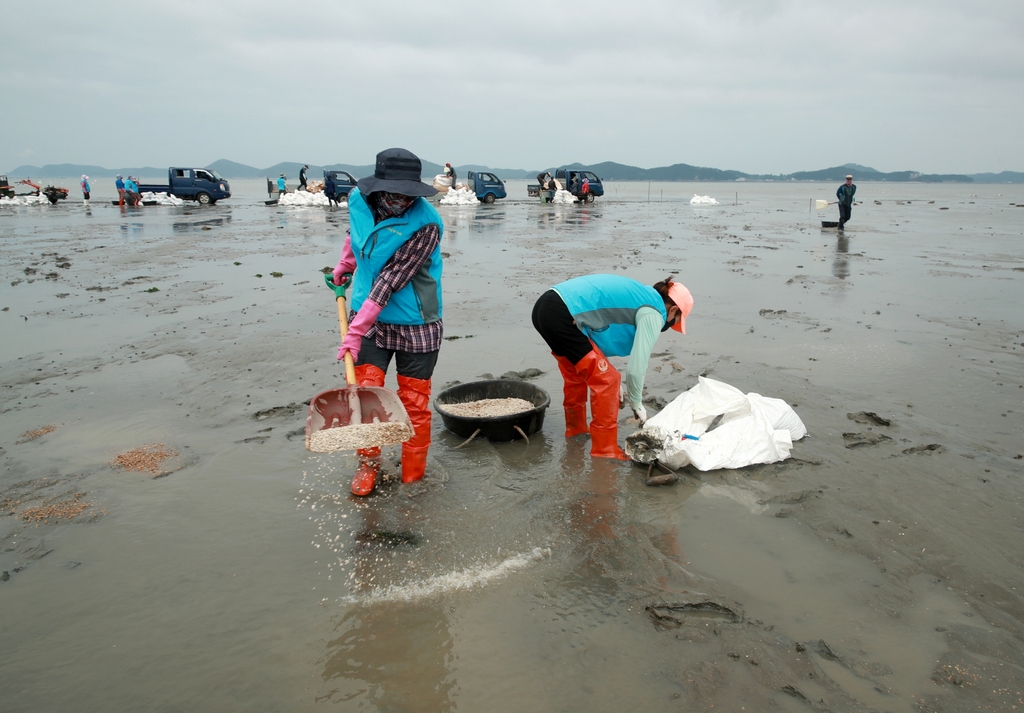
[380,192,416,214]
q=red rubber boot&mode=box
[351,364,386,496]
[575,351,629,460]
[554,353,589,437]
[397,374,432,484]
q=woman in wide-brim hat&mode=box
[330,148,443,496]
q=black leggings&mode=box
[356,336,438,380]
[532,290,593,365]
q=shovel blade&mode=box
[305,386,412,451]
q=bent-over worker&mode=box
[331,148,443,496]
[532,274,693,460]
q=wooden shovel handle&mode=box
[336,295,358,386]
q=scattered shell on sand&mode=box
[111,444,178,475]
[307,422,414,453]
[19,493,89,523]
[438,398,536,419]
[16,425,56,443]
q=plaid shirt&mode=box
[356,192,443,353]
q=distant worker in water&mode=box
[837,174,856,231]
[277,174,287,195]
[331,148,443,496]
[299,165,308,191]
[443,162,456,189]
[532,274,693,459]
[80,175,91,203]
[124,176,140,206]
[115,174,126,206]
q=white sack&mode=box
[433,174,453,192]
[690,194,719,205]
[279,190,331,206]
[140,191,185,206]
[439,186,479,205]
[625,376,807,471]
[551,188,577,204]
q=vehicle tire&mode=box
[585,193,595,203]
[482,193,496,204]
[197,192,212,205]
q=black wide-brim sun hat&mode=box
[357,148,438,197]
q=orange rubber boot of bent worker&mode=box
[397,374,432,483]
[574,351,629,460]
[350,364,387,496]
[554,353,589,437]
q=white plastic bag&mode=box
[624,377,807,471]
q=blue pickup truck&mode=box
[465,171,507,203]
[324,170,358,204]
[138,168,231,205]
[528,168,604,203]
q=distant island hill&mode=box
[5,159,1023,183]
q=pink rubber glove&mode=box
[332,234,356,286]
[337,299,384,362]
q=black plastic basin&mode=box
[433,380,550,442]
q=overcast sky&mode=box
[4,0,1023,175]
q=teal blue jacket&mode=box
[837,183,856,206]
[349,188,444,325]
[553,274,667,357]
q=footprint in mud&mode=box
[758,308,821,330]
[843,432,892,448]
[847,411,892,426]
[499,368,545,380]
[251,402,306,421]
[237,436,270,445]
[900,444,945,455]
[647,601,744,627]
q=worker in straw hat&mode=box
[331,148,443,496]
[532,274,693,460]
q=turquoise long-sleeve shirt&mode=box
[624,305,664,410]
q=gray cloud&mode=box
[3,0,1022,174]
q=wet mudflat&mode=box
[1,180,1023,712]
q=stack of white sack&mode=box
[280,190,331,206]
[690,194,718,205]
[433,174,453,192]
[0,194,50,206]
[551,188,577,204]
[141,192,185,206]
[439,186,479,205]
[624,376,807,471]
